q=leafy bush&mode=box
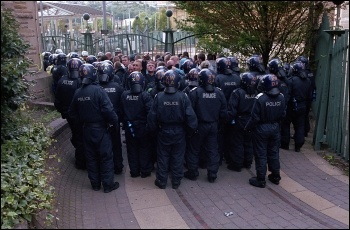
[1,3,56,229]
[1,3,33,139]
[1,115,55,229]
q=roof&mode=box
[38,2,112,17]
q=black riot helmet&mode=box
[163,70,181,94]
[240,72,258,95]
[79,63,98,84]
[290,61,307,79]
[198,68,216,92]
[155,68,166,90]
[246,55,265,73]
[216,57,229,74]
[257,74,280,96]
[67,58,84,79]
[97,62,114,83]
[296,56,309,69]
[227,56,240,72]
[128,71,145,94]
[56,53,67,65]
[267,58,287,79]
[86,55,97,64]
[187,68,199,86]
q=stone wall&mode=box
[2,1,54,102]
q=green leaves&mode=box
[1,5,32,130]
[1,5,56,228]
[174,1,327,65]
[1,120,55,229]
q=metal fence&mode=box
[41,30,198,59]
[313,13,349,161]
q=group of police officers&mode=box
[44,47,314,192]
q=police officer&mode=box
[297,56,315,137]
[97,62,125,175]
[185,68,227,183]
[42,51,51,72]
[54,57,86,169]
[86,55,97,64]
[227,72,257,172]
[267,58,290,104]
[246,55,267,87]
[280,61,312,152]
[69,63,119,193]
[244,74,286,188]
[215,57,241,165]
[147,69,198,189]
[227,56,241,76]
[182,67,200,96]
[147,66,166,166]
[120,71,154,178]
[52,53,69,96]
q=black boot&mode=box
[280,143,289,150]
[249,177,266,188]
[295,143,302,152]
[184,171,198,181]
[268,173,281,185]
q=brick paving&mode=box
[35,118,349,229]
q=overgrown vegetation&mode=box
[1,4,56,229]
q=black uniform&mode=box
[186,86,227,182]
[280,74,312,151]
[120,90,154,178]
[52,64,69,96]
[227,88,256,171]
[69,82,118,192]
[214,69,241,164]
[245,91,286,185]
[54,74,85,169]
[147,91,198,188]
[100,80,125,174]
[304,68,316,137]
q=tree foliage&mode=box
[173,1,331,65]
[1,4,33,131]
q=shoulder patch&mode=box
[190,87,197,92]
[255,93,264,99]
[216,87,222,91]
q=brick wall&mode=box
[2,1,54,102]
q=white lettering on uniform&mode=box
[104,88,116,93]
[245,94,255,99]
[63,80,74,85]
[126,95,138,100]
[202,93,216,98]
[164,101,179,105]
[78,96,91,101]
[224,82,236,86]
[266,101,281,106]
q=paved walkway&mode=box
[37,118,349,229]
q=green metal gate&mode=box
[313,13,349,161]
[41,30,198,59]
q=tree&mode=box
[148,8,169,31]
[173,1,330,66]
